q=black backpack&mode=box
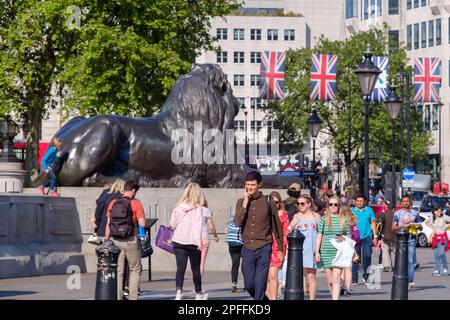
[109,197,134,239]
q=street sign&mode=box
[402,179,414,188]
[403,168,415,180]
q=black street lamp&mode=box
[307,108,322,199]
[385,86,402,209]
[0,115,20,162]
[240,104,248,161]
[354,47,382,202]
[437,100,444,190]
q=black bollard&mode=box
[95,239,121,300]
[391,227,409,300]
[284,229,305,300]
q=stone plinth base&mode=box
[0,161,26,193]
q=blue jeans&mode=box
[43,169,57,190]
[241,243,272,300]
[434,239,448,272]
[408,239,416,283]
[352,237,372,283]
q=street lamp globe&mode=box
[385,86,402,120]
[307,108,322,139]
[354,48,382,96]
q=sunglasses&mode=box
[328,203,339,207]
[298,202,307,206]
[273,200,280,204]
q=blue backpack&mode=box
[226,218,243,247]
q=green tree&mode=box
[0,0,240,184]
[265,27,431,193]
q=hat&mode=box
[288,183,301,192]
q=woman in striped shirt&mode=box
[315,196,350,300]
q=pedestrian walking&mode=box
[425,207,450,276]
[105,180,146,300]
[283,183,301,222]
[234,171,284,300]
[351,194,377,286]
[315,196,350,300]
[379,209,396,272]
[289,194,321,300]
[266,191,289,300]
[170,182,208,300]
[340,204,358,296]
[392,194,422,290]
[225,216,243,293]
[36,137,63,197]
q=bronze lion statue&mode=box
[54,64,300,188]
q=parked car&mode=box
[416,212,450,247]
[419,194,449,213]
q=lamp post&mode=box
[307,109,322,199]
[0,116,20,162]
[354,47,382,202]
[385,86,402,208]
[437,100,444,189]
[241,104,248,161]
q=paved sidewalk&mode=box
[0,248,449,300]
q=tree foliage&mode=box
[265,27,432,181]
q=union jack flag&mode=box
[414,57,441,103]
[259,51,286,100]
[369,56,388,102]
[310,54,337,101]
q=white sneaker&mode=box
[175,290,183,300]
[442,269,448,276]
[195,293,208,300]
[408,282,416,290]
[432,270,440,277]
[87,234,99,244]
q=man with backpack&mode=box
[105,181,146,300]
[234,171,284,300]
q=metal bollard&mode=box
[95,239,121,300]
[391,228,409,300]
[284,229,305,300]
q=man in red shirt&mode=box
[105,181,146,300]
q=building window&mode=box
[250,29,261,40]
[414,23,419,49]
[216,51,228,63]
[251,98,261,109]
[407,25,412,50]
[233,51,244,63]
[449,60,450,86]
[236,97,245,108]
[436,19,441,45]
[267,29,278,41]
[284,29,295,41]
[346,0,358,18]
[432,104,439,130]
[421,22,427,48]
[251,121,262,133]
[421,0,427,6]
[234,74,244,86]
[429,20,434,47]
[377,0,382,16]
[233,28,244,40]
[388,0,399,15]
[388,30,399,51]
[217,28,227,40]
[250,75,260,87]
[370,0,376,18]
[250,52,261,63]
[234,120,245,131]
[363,0,369,19]
[424,105,430,131]
[407,0,411,10]
[414,0,419,8]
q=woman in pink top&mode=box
[170,182,208,300]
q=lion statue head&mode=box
[160,64,239,134]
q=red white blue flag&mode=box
[259,51,286,100]
[369,56,388,102]
[310,54,337,101]
[413,57,441,103]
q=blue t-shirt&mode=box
[393,208,420,240]
[41,146,58,170]
[352,206,376,239]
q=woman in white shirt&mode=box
[425,207,450,276]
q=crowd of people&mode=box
[35,142,448,300]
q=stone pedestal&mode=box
[0,161,27,193]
